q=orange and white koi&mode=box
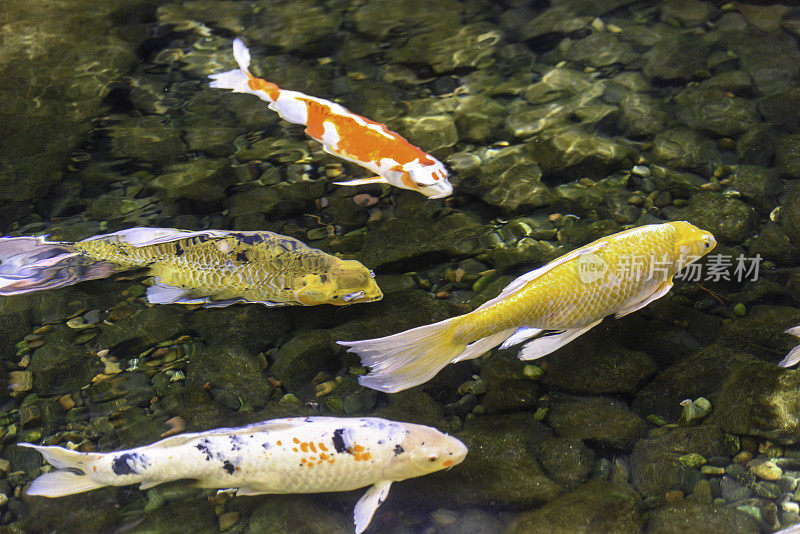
[209,39,453,199]
[21,416,467,534]
[339,221,717,393]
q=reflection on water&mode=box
[1,0,800,532]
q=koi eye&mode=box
[427,456,437,462]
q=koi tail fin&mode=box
[778,325,800,367]
[0,236,118,296]
[18,443,105,497]
[209,38,254,93]
[338,319,514,393]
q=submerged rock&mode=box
[29,337,100,396]
[440,413,563,507]
[186,343,274,411]
[546,395,647,450]
[544,325,657,395]
[528,126,637,181]
[644,502,759,534]
[506,480,642,534]
[711,361,800,444]
[651,128,720,174]
[630,425,726,498]
[676,191,757,244]
[148,159,234,202]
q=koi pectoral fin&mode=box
[332,176,388,186]
[517,319,603,361]
[614,279,674,319]
[354,480,392,534]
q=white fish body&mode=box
[21,416,467,533]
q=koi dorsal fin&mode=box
[475,240,610,312]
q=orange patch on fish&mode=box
[293,437,300,444]
[246,76,280,100]
[300,442,309,453]
[318,442,328,452]
[298,98,432,168]
[308,442,317,453]
[442,460,453,467]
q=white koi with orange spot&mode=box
[210,39,453,199]
[20,417,467,533]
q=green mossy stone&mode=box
[630,425,727,498]
[644,502,759,534]
[546,395,647,450]
[185,343,274,411]
[507,479,642,534]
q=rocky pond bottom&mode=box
[0,0,800,532]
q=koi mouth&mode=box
[343,291,365,302]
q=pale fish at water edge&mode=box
[0,228,381,307]
[21,416,467,534]
[340,221,717,393]
[209,39,453,199]
[777,325,800,368]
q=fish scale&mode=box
[0,228,381,307]
[20,416,468,534]
[454,224,677,340]
[340,221,716,393]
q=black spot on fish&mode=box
[277,239,299,252]
[222,460,236,475]
[111,452,147,476]
[262,442,270,450]
[174,242,184,256]
[229,435,243,451]
[332,428,348,454]
[394,445,404,456]
[236,234,263,245]
[235,251,248,263]
[195,439,213,461]
[304,417,314,423]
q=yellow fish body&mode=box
[339,221,716,392]
[0,228,382,307]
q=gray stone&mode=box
[395,114,458,155]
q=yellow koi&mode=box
[0,228,382,307]
[339,221,716,393]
